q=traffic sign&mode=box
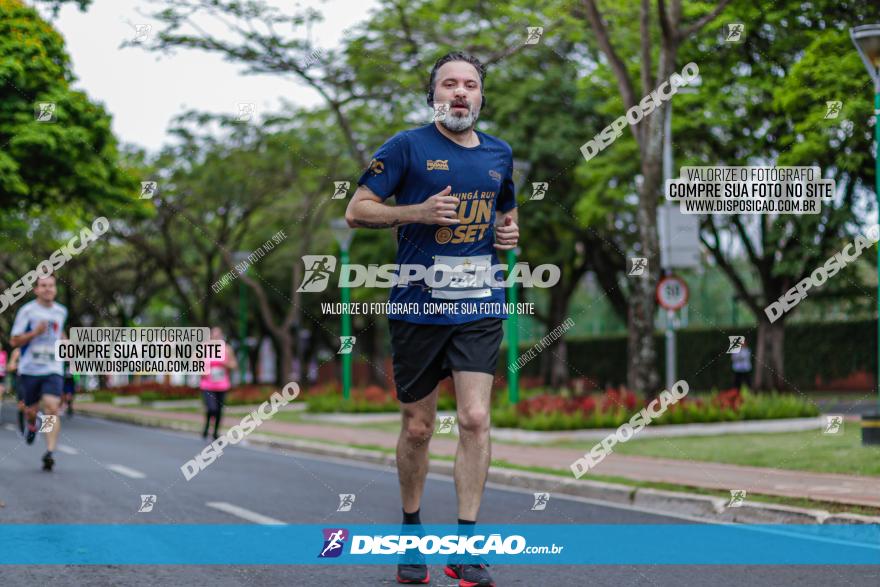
[656,275,689,311]
[658,204,701,268]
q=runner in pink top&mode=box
[200,356,231,391]
[200,327,237,440]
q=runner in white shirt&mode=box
[11,275,67,471]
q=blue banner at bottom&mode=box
[0,524,877,565]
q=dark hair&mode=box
[426,52,486,106]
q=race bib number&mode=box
[30,343,55,366]
[430,255,493,300]
[210,366,226,381]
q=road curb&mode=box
[78,406,880,525]
[632,488,726,519]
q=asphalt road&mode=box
[0,400,877,586]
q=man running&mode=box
[345,51,518,587]
[10,274,68,471]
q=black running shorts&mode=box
[388,317,504,403]
[19,374,63,406]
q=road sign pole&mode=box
[871,86,880,419]
[657,275,689,391]
[665,309,676,391]
[662,106,677,393]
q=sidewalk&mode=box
[78,402,880,509]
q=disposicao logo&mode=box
[319,528,348,558]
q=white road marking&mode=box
[105,464,146,479]
[4,424,15,432]
[56,444,79,455]
[205,501,286,525]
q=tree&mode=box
[122,112,353,384]
[488,30,635,387]
[580,0,733,393]
[673,0,880,389]
[0,0,136,221]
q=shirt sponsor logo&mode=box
[368,158,384,175]
[434,194,493,244]
[427,159,449,171]
[488,169,502,181]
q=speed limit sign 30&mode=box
[656,275,689,311]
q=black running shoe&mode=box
[25,423,36,445]
[397,547,429,584]
[42,451,54,472]
[397,563,430,584]
[444,562,494,587]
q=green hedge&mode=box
[506,319,876,391]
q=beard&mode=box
[438,99,480,133]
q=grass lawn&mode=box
[546,426,880,477]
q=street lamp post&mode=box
[507,159,532,405]
[506,245,521,404]
[331,218,354,401]
[851,24,880,445]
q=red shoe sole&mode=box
[396,570,430,584]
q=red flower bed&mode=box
[712,388,743,410]
[228,385,279,403]
[516,388,638,418]
[600,388,639,412]
[361,385,393,403]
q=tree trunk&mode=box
[754,318,785,391]
[276,331,294,386]
[541,280,572,387]
[627,115,663,396]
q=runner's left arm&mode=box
[494,208,519,250]
[494,148,518,250]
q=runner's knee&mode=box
[402,417,434,445]
[456,406,490,434]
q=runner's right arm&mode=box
[345,185,460,229]
[10,317,46,348]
